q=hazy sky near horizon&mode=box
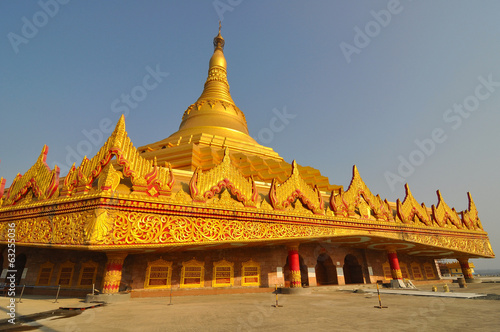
[1,1,499,269]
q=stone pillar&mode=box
[103,252,128,294]
[288,244,301,288]
[387,248,402,280]
[458,258,474,280]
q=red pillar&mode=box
[387,248,403,280]
[103,252,128,294]
[458,258,474,280]
[288,244,301,288]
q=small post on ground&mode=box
[168,287,173,306]
[54,285,61,303]
[272,284,282,307]
[374,282,388,309]
[92,283,95,296]
[17,285,25,303]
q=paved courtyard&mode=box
[1,281,500,332]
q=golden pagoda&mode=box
[0,26,494,296]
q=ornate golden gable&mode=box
[189,149,257,207]
[61,115,174,197]
[396,184,431,225]
[0,177,6,206]
[461,192,483,230]
[269,160,324,215]
[431,190,462,228]
[2,145,60,206]
[330,165,393,221]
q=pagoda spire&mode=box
[196,22,235,105]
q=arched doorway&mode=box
[284,255,309,287]
[343,254,364,284]
[315,253,338,285]
[14,254,27,285]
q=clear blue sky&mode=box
[1,1,499,270]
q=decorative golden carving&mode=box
[290,270,301,287]
[461,192,483,230]
[431,190,462,228]
[270,160,324,215]
[397,184,431,225]
[330,166,393,221]
[391,268,403,279]
[2,145,60,206]
[89,211,339,246]
[61,115,174,198]
[189,149,257,207]
[98,163,122,192]
[259,199,273,210]
[172,189,191,203]
[0,177,5,206]
[86,209,114,244]
[403,233,494,257]
[0,204,494,257]
[103,253,127,294]
[0,211,90,245]
[211,189,245,208]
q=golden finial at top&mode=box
[214,21,225,50]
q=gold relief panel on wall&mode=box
[96,211,339,246]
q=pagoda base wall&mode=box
[1,243,441,297]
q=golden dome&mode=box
[142,24,285,165]
[168,24,254,142]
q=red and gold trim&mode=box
[288,244,301,287]
[102,253,128,294]
[458,258,474,280]
[387,248,402,280]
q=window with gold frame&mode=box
[241,260,260,286]
[410,262,424,280]
[423,262,436,279]
[144,259,172,289]
[36,262,54,286]
[78,261,98,287]
[180,259,204,288]
[381,262,393,280]
[212,260,234,287]
[57,261,75,287]
[400,262,410,279]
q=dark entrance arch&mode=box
[343,254,364,284]
[14,254,27,285]
[315,253,338,285]
[284,254,309,287]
